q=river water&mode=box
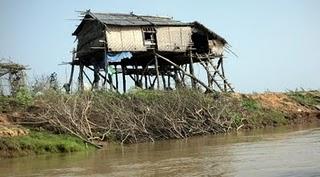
[1,125,320,177]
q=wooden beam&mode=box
[155,53,214,93]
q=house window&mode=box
[142,27,156,48]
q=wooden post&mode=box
[189,51,196,89]
[115,65,119,91]
[78,63,84,91]
[121,64,126,93]
[161,74,166,89]
[205,61,212,88]
[144,74,148,89]
[220,57,227,92]
[154,53,160,89]
[134,64,138,86]
[108,71,113,91]
[67,49,76,93]
[167,74,171,89]
[173,69,179,89]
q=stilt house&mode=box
[67,10,233,93]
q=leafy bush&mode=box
[15,87,33,106]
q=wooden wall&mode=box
[156,26,192,52]
[77,20,105,57]
[106,26,147,52]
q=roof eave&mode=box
[191,21,228,44]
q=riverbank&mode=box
[0,130,94,158]
[0,89,319,158]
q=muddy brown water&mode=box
[1,124,320,177]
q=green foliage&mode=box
[246,109,287,127]
[237,95,288,127]
[15,87,33,106]
[0,131,94,158]
[287,90,320,107]
[241,97,261,111]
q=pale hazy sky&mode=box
[0,0,319,92]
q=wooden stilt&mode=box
[134,64,138,87]
[205,61,212,88]
[78,64,84,91]
[115,65,119,91]
[93,65,100,89]
[144,74,148,89]
[167,74,171,89]
[189,51,196,89]
[108,72,113,91]
[121,64,126,93]
[220,57,227,92]
[66,63,74,93]
[173,69,179,89]
[67,49,76,93]
[154,53,160,90]
[161,74,166,89]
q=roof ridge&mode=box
[92,12,173,19]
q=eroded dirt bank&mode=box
[0,90,319,158]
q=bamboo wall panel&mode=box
[156,26,191,52]
[106,27,146,52]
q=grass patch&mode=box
[241,97,261,111]
[287,90,320,107]
[239,96,288,127]
[0,130,94,158]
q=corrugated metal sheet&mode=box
[72,12,227,46]
[157,27,192,52]
[106,26,146,52]
[92,13,188,26]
